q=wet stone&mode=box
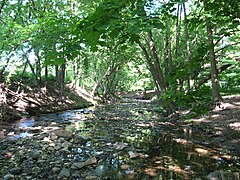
[47,146,55,151]
[52,167,61,174]
[61,142,72,149]
[32,150,42,160]
[54,145,61,151]
[59,167,70,178]
[9,167,21,174]
[36,159,45,164]
[71,162,85,169]
[3,174,15,180]
[32,166,41,174]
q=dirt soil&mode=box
[0,83,91,123]
[188,95,240,154]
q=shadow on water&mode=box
[1,100,240,179]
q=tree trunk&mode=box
[45,66,48,81]
[137,41,161,94]
[164,17,171,79]
[35,51,42,83]
[175,3,182,59]
[147,31,167,91]
[183,2,192,90]
[0,46,19,82]
[206,21,222,102]
[0,0,6,15]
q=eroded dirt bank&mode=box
[0,83,92,123]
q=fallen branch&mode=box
[3,85,41,107]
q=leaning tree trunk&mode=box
[138,41,161,95]
[147,30,167,92]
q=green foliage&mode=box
[5,71,37,92]
[188,86,212,114]
[0,0,239,115]
[160,86,212,115]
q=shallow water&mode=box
[1,100,240,179]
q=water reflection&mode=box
[17,118,36,128]
[8,132,34,140]
[3,102,240,179]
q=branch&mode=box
[214,29,240,46]
[196,64,232,89]
[214,42,240,54]
[214,34,225,46]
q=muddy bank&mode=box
[0,82,92,123]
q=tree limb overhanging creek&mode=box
[0,98,240,179]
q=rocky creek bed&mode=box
[0,98,240,179]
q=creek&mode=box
[0,99,239,179]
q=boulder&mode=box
[50,130,72,141]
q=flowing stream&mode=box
[0,99,239,179]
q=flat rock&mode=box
[50,130,72,140]
[59,167,70,178]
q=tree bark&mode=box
[147,31,167,91]
[175,3,182,59]
[45,66,48,81]
[206,21,223,102]
[137,41,161,94]
[183,2,192,90]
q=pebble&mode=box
[32,150,42,159]
[36,159,45,163]
[18,150,25,156]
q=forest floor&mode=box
[186,95,240,153]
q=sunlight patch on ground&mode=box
[173,138,192,145]
[211,114,220,118]
[136,122,155,127]
[195,148,209,155]
[189,117,211,123]
[229,122,240,131]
